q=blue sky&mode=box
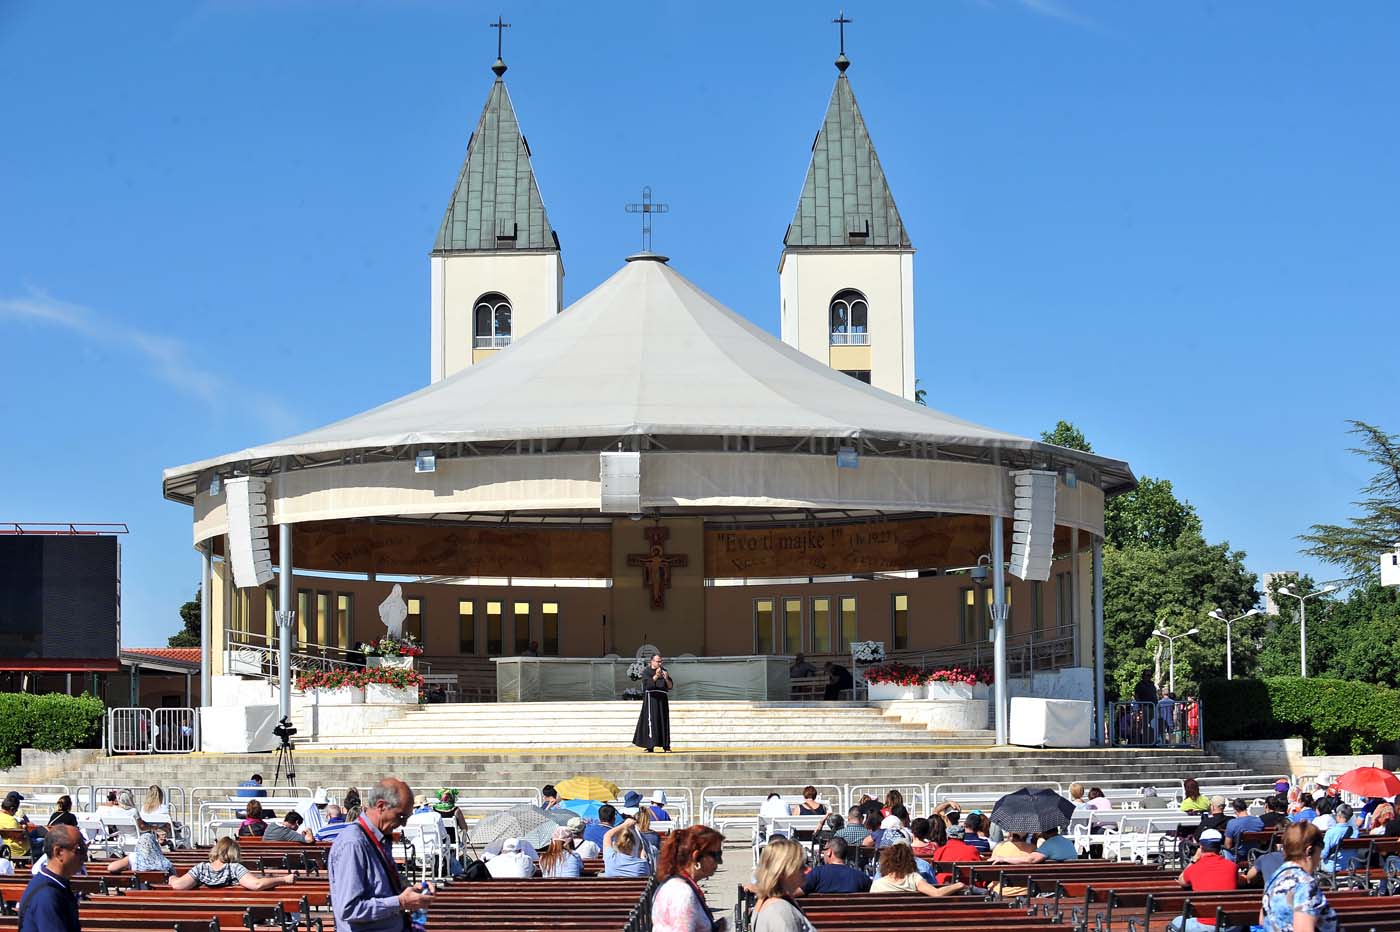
[2,1,1396,647]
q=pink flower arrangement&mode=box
[295,667,425,691]
[862,662,929,686]
[925,666,994,686]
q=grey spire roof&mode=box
[784,74,911,249]
[433,78,557,253]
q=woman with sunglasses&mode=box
[651,825,728,932]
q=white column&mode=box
[1092,535,1106,745]
[199,544,212,707]
[277,523,294,723]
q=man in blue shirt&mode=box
[237,774,267,799]
[18,825,85,932]
[798,838,871,895]
[1223,798,1264,862]
[316,804,352,842]
[1036,827,1079,862]
[582,805,617,850]
[328,777,434,932]
[961,813,992,856]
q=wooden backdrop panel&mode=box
[288,521,612,578]
[704,515,1075,577]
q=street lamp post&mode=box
[1151,627,1199,694]
[1208,608,1262,680]
[1277,585,1338,678]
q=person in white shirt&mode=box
[759,793,791,821]
[569,818,602,858]
[485,837,536,878]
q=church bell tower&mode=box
[429,34,563,382]
[779,21,916,400]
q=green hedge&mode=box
[1202,677,1400,755]
[0,693,105,769]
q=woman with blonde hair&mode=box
[169,838,296,891]
[636,806,662,854]
[603,816,654,878]
[651,825,726,932]
[751,836,816,932]
[870,843,966,897]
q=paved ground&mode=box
[695,836,754,922]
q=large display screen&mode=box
[0,536,120,659]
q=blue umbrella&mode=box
[557,798,605,820]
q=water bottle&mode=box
[410,881,429,932]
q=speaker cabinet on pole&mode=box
[1009,469,1057,582]
[599,451,642,514]
[225,476,274,588]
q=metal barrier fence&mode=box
[1108,699,1203,748]
[106,707,199,754]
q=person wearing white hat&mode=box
[1169,828,1239,932]
[646,791,670,822]
[485,837,535,879]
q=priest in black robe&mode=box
[632,652,673,752]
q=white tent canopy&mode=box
[164,255,1132,502]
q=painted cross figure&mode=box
[627,526,688,610]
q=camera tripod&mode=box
[273,736,296,787]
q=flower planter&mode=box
[366,684,418,705]
[868,682,925,702]
[972,684,991,700]
[313,686,365,706]
[367,656,416,671]
[927,682,975,700]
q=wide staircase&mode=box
[292,700,993,750]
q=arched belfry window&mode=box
[829,290,869,345]
[473,293,512,348]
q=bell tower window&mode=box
[473,293,513,348]
[829,290,869,345]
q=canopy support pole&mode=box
[1093,534,1106,746]
[991,453,1009,746]
[277,522,294,723]
[200,544,212,707]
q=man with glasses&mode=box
[329,777,435,932]
[17,825,84,932]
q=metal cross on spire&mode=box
[625,186,670,253]
[833,10,852,72]
[490,15,511,77]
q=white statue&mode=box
[378,584,408,640]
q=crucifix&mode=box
[624,186,669,253]
[490,15,511,76]
[833,10,852,72]
[627,526,688,610]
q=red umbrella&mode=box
[1334,766,1400,798]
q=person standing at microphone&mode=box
[633,652,674,753]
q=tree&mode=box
[168,589,201,647]
[1104,477,1202,550]
[1102,531,1259,697]
[1299,420,1400,580]
[1040,420,1092,453]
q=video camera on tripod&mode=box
[272,716,297,786]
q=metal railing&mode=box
[107,708,200,754]
[829,332,871,345]
[1108,699,1203,748]
[473,334,512,349]
[224,628,362,683]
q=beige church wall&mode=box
[438,251,562,379]
[609,518,706,658]
[777,249,914,400]
[828,344,872,371]
[703,560,1075,659]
